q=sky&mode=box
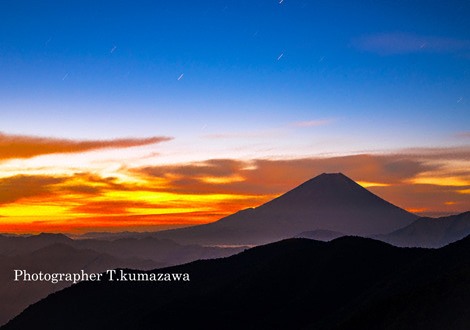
[0,0,469,233]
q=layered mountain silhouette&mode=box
[3,172,468,328]
[0,243,160,327]
[376,211,470,248]
[151,173,418,245]
[0,233,72,256]
[0,235,242,326]
[5,235,470,330]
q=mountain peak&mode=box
[242,171,418,237]
[317,172,348,177]
[309,172,354,185]
[152,172,418,245]
[262,172,374,208]
[311,172,358,183]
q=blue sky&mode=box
[1,0,469,153]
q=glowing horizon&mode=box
[0,1,469,233]
[0,133,468,234]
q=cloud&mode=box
[203,121,335,140]
[353,33,470,55]
[202,130,280,140]
[369,183,470,217]
[0,172,137,206]
[455,132,470,139]
[0,132,172,160]
[133,148,469,217]
[139,159,245,179]
[135,154,440,195]
[71,200,169,215]
[396,146,470,161]
[1,146,468,233]
[0,175,66,204]
[292,119,334,127]
[32,213,215,233]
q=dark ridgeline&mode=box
[295,229,345,241]
[4,235,470,330]
[0,243,161,327]
[376,211,470,248]
[149,173,418,245]
[0,235,243,326]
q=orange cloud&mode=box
[135,154,437,195]
[0,132,172,160]
[0,169,270,233]
[0,146,468,233]
[0,213,206,234]
[369,183,469,217]
[134,151,469,217]
[397,146,470,161]
[0,175,66,204]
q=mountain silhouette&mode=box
[72,237,244,265]
[5,235,470,330]
[0,243,161,327]
[151,173,417,245]
[0,235,243,326]
[0,233,72,256]
[376,211,470,248]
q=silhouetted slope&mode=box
[336,234,470,329]
[151,173,417,245]
[0,234,243,325]
[376,211,470,248]
[7,235,470,330]
[0,244,161,327]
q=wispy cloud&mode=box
[202,130,281,140]
[0,132,172,160]
[397,146,470,160]
[203,121,334,140]
[292,119,335,127]
[455,132,470,139]
[353,33,470,55]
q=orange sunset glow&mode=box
[0,132,469,233]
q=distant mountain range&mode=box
[0,242,160,327]
[0,233,243,266]
[5,235,470,330]
[150,173,418,245]
[376,211,470,248]
[0,234,242,326]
